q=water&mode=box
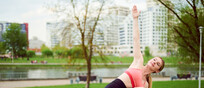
[0,65,203,80]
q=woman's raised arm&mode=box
[130,5,143,68]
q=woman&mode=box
[105,5,165,88]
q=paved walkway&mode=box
[1,77,203,88]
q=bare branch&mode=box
[88,0,105,59]
[83,0,90,33]
[186,0,194,8]
[71,0,83,33]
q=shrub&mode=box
[27,50,35,57]
[42,49,53,57]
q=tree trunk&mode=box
[86,59,91,88]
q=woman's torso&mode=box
[118,67,148,88]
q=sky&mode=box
[0,0,146,42]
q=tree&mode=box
[41,44,49,51]
[2,23,28,58]
[40,44,53,57]
[49,0,111,87]
[0,42,6,54]
[69,46,83,59]
[42,49,53,57]
[27,50,36,57]
[52,44,68,58]
[144,46,151,57]
[155,0,204,62]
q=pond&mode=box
[0,65,203,80]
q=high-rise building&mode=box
[146,0,163,8]
[46,22,64,48]
[46,21,80,48]
[118,5,168,56]
[104,5,130,45]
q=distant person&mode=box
[105,5,165,88]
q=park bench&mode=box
[171,73,191,80]
[177,74,191,79]
[78,75,97,81]
[74,75,98,84]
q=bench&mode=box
[177,74,191,79]
[171,74,191,80]
[75,75,97,83]
[78,75,97,81]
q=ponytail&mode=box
[147,74,152,88]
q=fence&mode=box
[68,71,94,78]
[151,71,204,77]
[0,72,28,80]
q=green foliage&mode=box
[2,23,27,57]
[157,0,204,63]
[41,44,49,51]
[175,8,204,62]
[144,46,151,57]
[69,46,83,58]
[52,44,68,58]
[27,50,35,57]
[0,42,6,54]
[42,49,53,57]
[40,44,53,57]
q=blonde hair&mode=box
[147,74,152,88]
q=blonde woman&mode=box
[105,5,165,88]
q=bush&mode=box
[27,50,35,57]
[42,49,53,57]
[70,46,83,58]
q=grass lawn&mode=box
[25,80,204,88]
[0,56,180,64]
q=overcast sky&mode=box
[0,0,146,42]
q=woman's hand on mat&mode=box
[132,5,141,19]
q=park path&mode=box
[1,77,203,88]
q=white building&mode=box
[103,5,130,45]
[118,6,168,56]
[46,22,67,48]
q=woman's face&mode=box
[147,57,163,73]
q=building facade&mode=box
[103,5,130,45]
[95,1,168,56]
[46,22,66,48]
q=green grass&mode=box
[24,80,204,88]
[0,55,181,65]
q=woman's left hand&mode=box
[132,5,141,19]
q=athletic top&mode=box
[125,68,145,88]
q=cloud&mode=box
[20,7,57,42]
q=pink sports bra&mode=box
[125,68,145,88]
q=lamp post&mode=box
[199,26,203,88]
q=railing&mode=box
[1,71,203,80]
[68,71,94,78]
[151,71,204,77]
[0,72,28,80]
[0,72,67,80]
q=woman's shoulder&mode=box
[129,65,145,69]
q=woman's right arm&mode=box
[130,5,143,68]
